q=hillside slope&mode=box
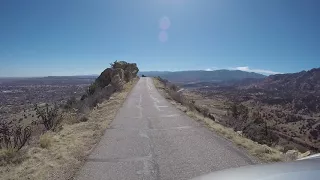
[180,68,320,152]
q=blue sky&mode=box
[0,0,319,77]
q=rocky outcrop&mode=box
[284,149,311,161]
[95,61,138,90]
[111,61,139,82]
[111,68,125,90]
[82,61,139,100]
[96,68,113,88]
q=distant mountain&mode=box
[182,78,263,89]
[138,71,172,77]
[140,70,266,83]
[253,68,320,92]
[46,75,98,79]
[243,68,320,113]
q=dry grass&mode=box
[0,148,18,165]
[39,133,52,149]
[0,78,139,180]
[153,78,286,163]
[200,114,283,162]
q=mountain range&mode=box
[139,70,266,83]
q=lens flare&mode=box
[159,31,168,42]
[159,16,171,30]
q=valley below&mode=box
[153,68,320,154]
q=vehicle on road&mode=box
[193,154,320,180]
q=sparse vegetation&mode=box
[183,69,320,151]
[0,120,32,151]
[86,82,98,96]
[0,119,31,166]
[185,104,283,162]
[78,84,116,113]
[0,148,15,164]
[63,96,77,110]
[153,77,310,162]
[155,76,213,119]
[34,104,61,131]
[153,68,320,159]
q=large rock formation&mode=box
[94,61,138,91]
[77,61,139,113]
[95,68,113,88]
[111,61,139,82]
[80,61,138,108]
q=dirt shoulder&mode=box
[0,79,138,180]
[152,78,310,163]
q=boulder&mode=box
[111,68,125,90]
[284,150,299,161]
[261,144,273,154]
[284,149,311,161]
[236,131,243,136]
[103,84,116,96]
[298,151,311,159]
[208,113,215,120]
[96,68,113,88]
[112,68,125,80]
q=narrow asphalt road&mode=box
[76,77,256,180]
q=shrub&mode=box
[34,104,61,131]
[78,85,116,112]
[231,104,239,118]
[39,133,52,149]
[0,120,32,151]
[124,71,133,82]
[64,96,77,110]
[169,84,179,91]
[201,107,210,117]
[169,91,184,104]
[309,129,318,139]
[230,103,249,120]
[80,94,88,101]
[0,148,16,165]
[87,82,98,96]
[79,115,89,122]
[157,76,168,86]
[60,112,78,125]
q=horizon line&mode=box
[2,67,318,78]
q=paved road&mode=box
[76,77,256,180]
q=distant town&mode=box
[0,76,96,119]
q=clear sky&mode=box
[0,0,319,77]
